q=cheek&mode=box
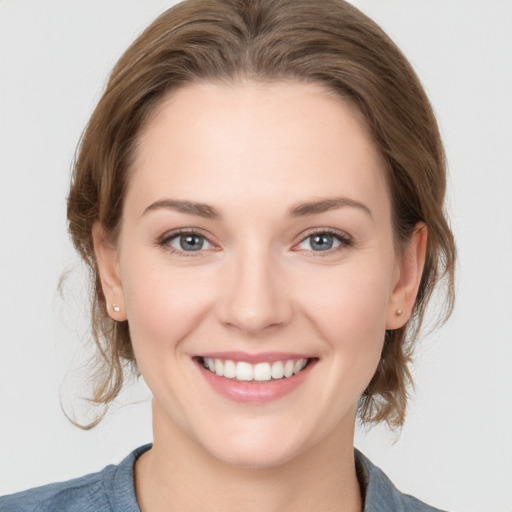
[299,258,394,379]
[305,263,392,333]
[119,255,215,358]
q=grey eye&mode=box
[181,234,203,251]
[298,233,342,252]
[169,233,211,251]
[310,234,334,251]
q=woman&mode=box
[1,0,456,510]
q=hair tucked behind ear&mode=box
[67,0,455,429]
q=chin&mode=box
[209,439,301,470]
[193,418,317,470]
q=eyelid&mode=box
[156,226,353,256]
[158,227,212,242]
[292,227,353,252]
[157,228,218,255]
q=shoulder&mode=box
[0,469,112,512]
[355,449,450,512]
[0,444,150,512]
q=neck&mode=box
[135,402,363,512]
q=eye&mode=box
[161,232,214,253]
[296,230,350,252]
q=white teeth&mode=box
[253,362,272,381]
[293,359,307,374]
[271,361,284,379]
[214,359,224,377]
[236,361,253,381]
[202,357,309,382]
[223,359,236,379]
[284,360,295,378]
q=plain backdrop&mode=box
[1,1,511,510]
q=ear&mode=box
[92,222,127,321]
[386,223,428,330]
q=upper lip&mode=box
[194,351,315,364]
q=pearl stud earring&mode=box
[113,304,120,313]
[395,309,403,316]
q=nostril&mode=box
[215,269,293,334]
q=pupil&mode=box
[180,234,203,251]
[311,234,333,251]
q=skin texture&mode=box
[94,81,426,512]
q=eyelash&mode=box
[157,228,353,257]
[157,228,215,257]
[295,228,353,256]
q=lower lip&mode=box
[197,360,315,404]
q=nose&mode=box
[216,247,293,336]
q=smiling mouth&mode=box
[198,357,314,382]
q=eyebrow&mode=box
[287,197,373,219]
[142,199,222,219]
[142,196,373,220]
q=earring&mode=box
[113,304,120,313]
[395,309,403,316]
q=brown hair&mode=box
[67,0,455,428]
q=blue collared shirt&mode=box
[0,445,448,511]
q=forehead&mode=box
[128,80,389,218]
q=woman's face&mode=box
[96,81,422,467]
